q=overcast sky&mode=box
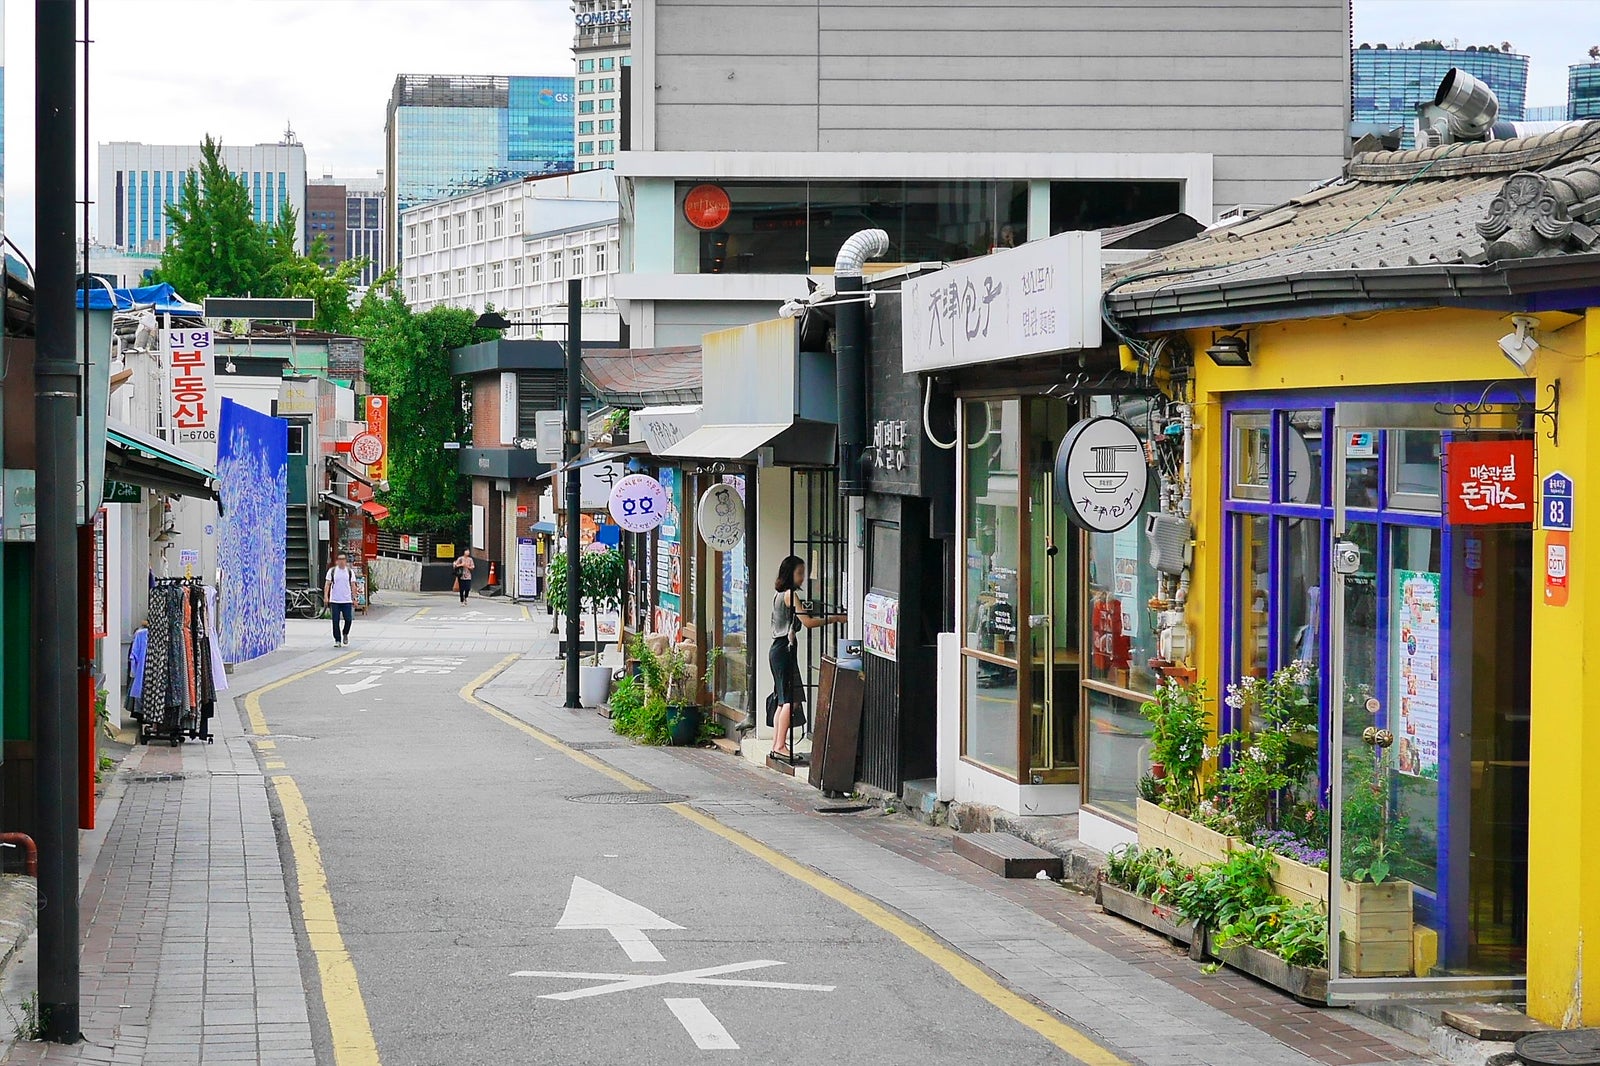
[2,0,1598,258]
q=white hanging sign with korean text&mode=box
[901,231,1101,373]
[165,328,216,447]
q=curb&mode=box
[948,803,1106,894]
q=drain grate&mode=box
[122,772,193,783]
[567,791,689,805]
[815,804,873,815]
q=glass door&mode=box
[1328,402,1532,1000]
[1027,398,1081,783]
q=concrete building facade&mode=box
[306,175,387,287]
[617,0,1351,346]
[573,0,631,171]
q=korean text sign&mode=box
[365,396,390,480]
[164,328,216,447]
[1445,439,1534,525]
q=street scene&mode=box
[4,0,1600,1064]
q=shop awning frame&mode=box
[360,500,390,521]
[660,423,787,461]
[105,419,218,502]
[319,490,361,513]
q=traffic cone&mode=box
[486,562,499,588]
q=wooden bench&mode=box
[953,833,1063,880]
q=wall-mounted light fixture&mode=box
[1205,332,1251,367]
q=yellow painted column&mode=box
[1187,350,1228,741]
[1527,308,1600,1026]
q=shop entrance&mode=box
[1327,400,1532,1000]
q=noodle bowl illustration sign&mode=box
[1053,416,1149,533]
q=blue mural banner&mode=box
[217,398,288,662]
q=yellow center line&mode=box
[243,651,359,735]
[520,604,530,621]
[461,657,1128,1065]
[414,607,431,618]
[277,777,381,1066]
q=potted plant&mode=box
[632,635,721,746]
[577,547,626,708]
[1139,679,1210,814]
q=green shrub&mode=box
[608,674,670,745]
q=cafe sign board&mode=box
[902,231,1101,373]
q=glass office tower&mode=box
[1353,47,1529,147]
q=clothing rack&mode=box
[133,577,225,745]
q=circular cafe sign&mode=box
[696,482,745,551]
[350,432,385,466]
[683,184,732,230]
[1053,416,1150,533]
[607,473,668,533]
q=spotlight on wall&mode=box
[1498,315,1540,373]
[1205,333,1251,367]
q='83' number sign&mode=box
[607,474,668,533]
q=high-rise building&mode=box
[572,0,630,171]
[306,174,386,287]
[384,75,575,266]
[98,129,308,254]
[1352,45,1529,146]
[1571,60,1600,120]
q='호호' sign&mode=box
[607,474,668,533]
[1054,416,1150,533]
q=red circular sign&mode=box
[683,184,731,230]
[351,433,385,466]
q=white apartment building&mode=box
[399,171,621,342]
[98,131,308,254]
[573,0,630,171]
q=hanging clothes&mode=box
[126,625,149,720]
[141,580,218,743]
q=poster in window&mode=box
[862,591,899,661]
[1391,570,1441,779]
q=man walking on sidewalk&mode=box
[326,552,355,646]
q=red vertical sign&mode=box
[365,395,389,481]
[1445,439,1534,525]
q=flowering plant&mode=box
[1211,660,1320,835]
[1139,680,1210,814]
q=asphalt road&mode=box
[256,595,1076,1066]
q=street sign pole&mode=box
[564,278,584,709]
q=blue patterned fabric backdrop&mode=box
[217,398,288,662]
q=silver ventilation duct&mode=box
[834,229,890,278]
[1434,68,1500,140]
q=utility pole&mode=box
[563,278,583,709]
[34,0,82,1043]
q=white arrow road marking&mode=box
[512,960,836,1001]
[665,999,739,1050]
[335,675,383,695]
[556,877,683,962]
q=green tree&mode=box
[356,291,494,538]
[157,135,275,301]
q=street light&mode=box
[476,290,586,710]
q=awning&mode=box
[320,490,361,513]
[531,520,557,535]
[327,455,374,487]
[661,423,788,460]
[360,501,390,521]
[105,420,217,501]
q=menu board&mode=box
[1392,569,1441,778]
[862,591,899,661]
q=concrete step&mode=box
[953,832,1064,880]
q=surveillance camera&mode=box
[1498,315,1540,373]
[778,299,806,319]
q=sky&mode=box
[1,0,1598,259]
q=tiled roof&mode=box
[1105,121,1600,322]
[581,346,702,407]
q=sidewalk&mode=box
[1,649,326,1066]
[481,656,1442,1066]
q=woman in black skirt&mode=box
[767,555,845,758]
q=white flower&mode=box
[1224,692,1245,710]
[1203,744,1220,760]
[1248,747,1269,763]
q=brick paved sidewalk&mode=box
[483,658,1441,1066]
[3,658,319,1066]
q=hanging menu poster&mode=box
[1391,569,1441,779]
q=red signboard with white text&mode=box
[1445,439,1534,525]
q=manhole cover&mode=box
[567,792,689,805]
[815,804,873,815]
[1517,1029,1600,1065]
[566,741,629,751]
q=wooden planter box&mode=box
[1098,882,1201,958]
[1134,799,1414,977]
[1210,939,1328,1005]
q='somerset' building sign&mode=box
[901,231,1101,373]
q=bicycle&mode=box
[286,587,324,619]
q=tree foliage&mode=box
[356,291,495,539]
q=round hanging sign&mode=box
[350,432,385,466]
[683,184,732,230]
[1053,416,1150,533]
[696,482,745,552]
[607,473,668,533]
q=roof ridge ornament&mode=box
[1479,165,1600,261]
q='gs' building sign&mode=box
[164,328,215,447]
[1054,416,1149,533]
[1445,439,1534,525]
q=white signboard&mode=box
[901,231,1101,373]
[164,328,216,446]
[581,461,626,510]
[1053,416,1149,533]
[536,411,564,465]
[499,373,518,446]
[516,537,540,596]
[696,483,744,551]
[635,406,703,455]
[608,474,668,533]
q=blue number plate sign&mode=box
[1543,470,1574,531]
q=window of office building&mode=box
[570,247,585,275]
[579,142,595,156]
[510,258,522,286]
[473,209,485,241]
[422,275,433,299]
[579,79,595,93]
[1049,180,1183,234]
[600,78,615,92]
[600,57,615,70]
[455,269,467,294]
[408,225,418,256]
[600,140,615,154]
[594,242,608,272]
[440,223,449,249]
[491,262,503,289]
[473,265,485,290]
[436,272,447,297]
[675,180,1029,275]
[456,214,467,245]
[599,99,615,113]
[579,100,595,115]
[579,162,595,172]
[422,221,433,252]
[579,121,595,135]
[529,255,542,283]
[492,204,504,236]
[578,59,595,72]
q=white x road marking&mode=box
[513,960,836,1001]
